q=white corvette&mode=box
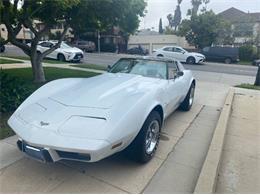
[8,57,195,163]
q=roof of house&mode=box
[219,7,260,23]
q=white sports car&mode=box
[8,57,195,163]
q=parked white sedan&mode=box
[37,41,84,62]
[153,46,205,64]
[8,57,195,163]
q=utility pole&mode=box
[97,30,100,53]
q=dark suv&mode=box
[201,46,239,64]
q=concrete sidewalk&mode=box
[216,88,260,193]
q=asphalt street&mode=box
[1,44,258,77]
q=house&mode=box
[218,7,260,46]
[128,34,193,54]
[0,24,33,43]
[0,20,74,43]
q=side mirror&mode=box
[177,71,184,76]
[107,65,112,72]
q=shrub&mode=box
[239,45,257,61]
[0,71,30,113]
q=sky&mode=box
[139,0,260,31]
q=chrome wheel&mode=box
[189,86,195,106]
[145,120,160,154]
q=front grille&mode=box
[56,150,91,161]
[73,53,83,59]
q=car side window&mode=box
[168,61,179,79]
[163,47,173,52]
[39,42,52,48]
[203,47,210,52]
[173,48,183,53]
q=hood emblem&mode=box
[40,121,49,126]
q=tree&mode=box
[187,0,210,16]
[167,0,182,31]
[0,0,79,83]
[0,0,146,83]
[159,18,163,34]
[178,11,232,49]
[69,0,146,42]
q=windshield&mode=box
[60,42,72,49]
[110,59,167,79]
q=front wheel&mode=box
[179,83,195,111]
[126,111,161,163]
[57,54,66,62]
[224,58,231,64]
[186,57,196,64]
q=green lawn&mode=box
[236,83,260,91]
[70,64,107,71]
[0,113,15,140]
[1,55,70,64]
[0,58,24,64]
[0,67,100,140]
[237,61,253,66]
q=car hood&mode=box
[189,52,205,57]
[14,73,163,133]
[49,73,161,109]
[60,47,83,53]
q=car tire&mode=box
[57,54,66,62]
[179,82,195,111]
[0,45,5,53]
[224,58,231,64]
[186,57,196,64]
[157,54,164,57]
[126,111,161,163]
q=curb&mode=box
[194,87,235,193]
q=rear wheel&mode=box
[126,111,161,163]
[157,54,164,57]
[57,54,66,62]
[179,82,195,111]
[186,57,196,64]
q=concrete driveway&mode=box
[0,79,231,193]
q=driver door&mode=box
[165,61,185,116]
[172,47,185,62]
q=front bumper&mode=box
[8,114,113,163]
[67,52,84,62]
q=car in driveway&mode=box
[8,57,196,164]
[71,40,96,52]
[201,46,239,64]
[37,40,84,62]
[152,46,205,64]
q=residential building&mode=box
[219,7,260,46]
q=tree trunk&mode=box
[255,65,260,86]
[30,53,46,83]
